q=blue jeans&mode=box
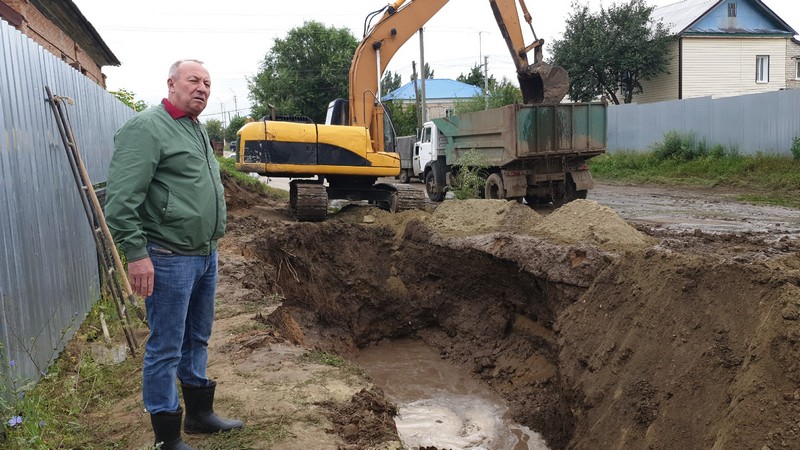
[142,242,217,414]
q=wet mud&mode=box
[220,180,800,449]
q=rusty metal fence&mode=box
[608,89,800,154]
[0,18,134,393]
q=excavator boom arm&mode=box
[348,0,568,151]
[348,0,449,152]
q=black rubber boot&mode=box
[182,380,244,434]
[150,408,196,450]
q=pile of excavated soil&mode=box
[532,199,653,250]
[427,199,543,236]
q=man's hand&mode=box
[128,257,154,297]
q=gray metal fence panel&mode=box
[608,89,800,154]
[0,18,134,393]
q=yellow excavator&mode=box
[235,0,569,221]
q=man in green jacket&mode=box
[105,59,242,450]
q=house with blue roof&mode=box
[382,78,482,119]
[633,0,798,103]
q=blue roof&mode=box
[654,0,796,36]
[382,78,482,101]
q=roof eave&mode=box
[29,0,120,67]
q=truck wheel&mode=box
[398,170,410,183]
[425,171,445,202]
[554,177,584,206]
[484,173,505,199]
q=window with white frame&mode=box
[728,3,737,17]
[755,55,769,83]
[796,59,800,80]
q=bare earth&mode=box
[98,180,800,450]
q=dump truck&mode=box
[394,135,431,183]
[419,102,607,205]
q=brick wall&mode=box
[3,0,106,87]
[787,39,800,90]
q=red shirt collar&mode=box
[161,98,197,121]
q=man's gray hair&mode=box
[168,59,205,79]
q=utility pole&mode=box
[412,61,422,132]
[229,88,238,117]
[419,27,427,124]
[484,56,489,110]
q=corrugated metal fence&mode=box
[0,19,134,393]
[608,89,800,154]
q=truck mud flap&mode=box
[569,170,594,191]
[500,171,527,198]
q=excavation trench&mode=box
[224,199,800,450]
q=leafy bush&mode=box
[649,131,739,162]
[792,136,800,161]
[449,149,490,199]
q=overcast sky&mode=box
[70,0,799,124]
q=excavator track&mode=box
[375,183,427,213]
[289,181,328,222]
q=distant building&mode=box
[787,37,800,89]
[0,0,119,87]
[633,0,798,103]
[382,78,483,120]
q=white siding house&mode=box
[633,0,797,103]
[788,37,800,89]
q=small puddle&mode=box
[355,339,550,450]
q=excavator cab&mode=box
[325,99,350,126]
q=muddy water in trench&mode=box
[355,339,550,450]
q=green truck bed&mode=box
[431,102,607,167]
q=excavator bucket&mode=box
[490,0,571,104]
[518,61,570,104]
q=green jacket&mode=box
[105,103,227,262]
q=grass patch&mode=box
[1,294,147,449]
[301,351,345,368]
[590,138,800,208]
[217,156,289,201]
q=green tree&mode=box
[110,88,148,112]
[225,115,248,142]
[249,21,358,123]
[381,70,402,96]
[454,77,522,114]
[410,62,435,80]
[456,64,497,90]
[204,119,224,142]
[424,62,434,79]
[386,102,418,137]
[551,0,672,104]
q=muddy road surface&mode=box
[590,182,800,237]
[104,178,800,450]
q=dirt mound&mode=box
[558,249,800,449]
[533,199,653,250]
[319,387,399,449]
[427,199,543,236]
[332,204,430,240]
